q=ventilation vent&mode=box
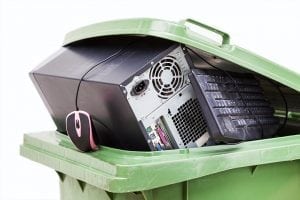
[172,99,207,147]
[150,56,184,99]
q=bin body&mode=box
[58,161,300,200]
[21,131,300,200]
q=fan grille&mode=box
[150,56,184,99]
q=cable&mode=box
[187,47,265,138]
[264,79,288,132]
[74,39,139,135]
[75,49,123,110]
[276,86,289,131]
[75,40,136,110]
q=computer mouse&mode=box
[66,110,98,152]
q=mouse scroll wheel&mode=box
[75,119,80,129]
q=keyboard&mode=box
[189,69,279,143]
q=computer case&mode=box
[30,37,208,151]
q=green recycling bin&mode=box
[20,18,300,200]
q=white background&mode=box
[0,0,299,199]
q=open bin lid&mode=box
[64,18,300,92]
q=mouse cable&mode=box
[74,39,140,135]
[186,47,265,139]
[75,40,136,111]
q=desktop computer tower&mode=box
[30,37,208,151]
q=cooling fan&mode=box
[149,56,184,99]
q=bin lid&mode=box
[64,18,300,92]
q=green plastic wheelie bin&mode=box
[20,18,300,200]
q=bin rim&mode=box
[63,18,300,92]
[20,131,300,193]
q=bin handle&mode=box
[180,18,230,46]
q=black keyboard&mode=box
[189,69,279,143]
